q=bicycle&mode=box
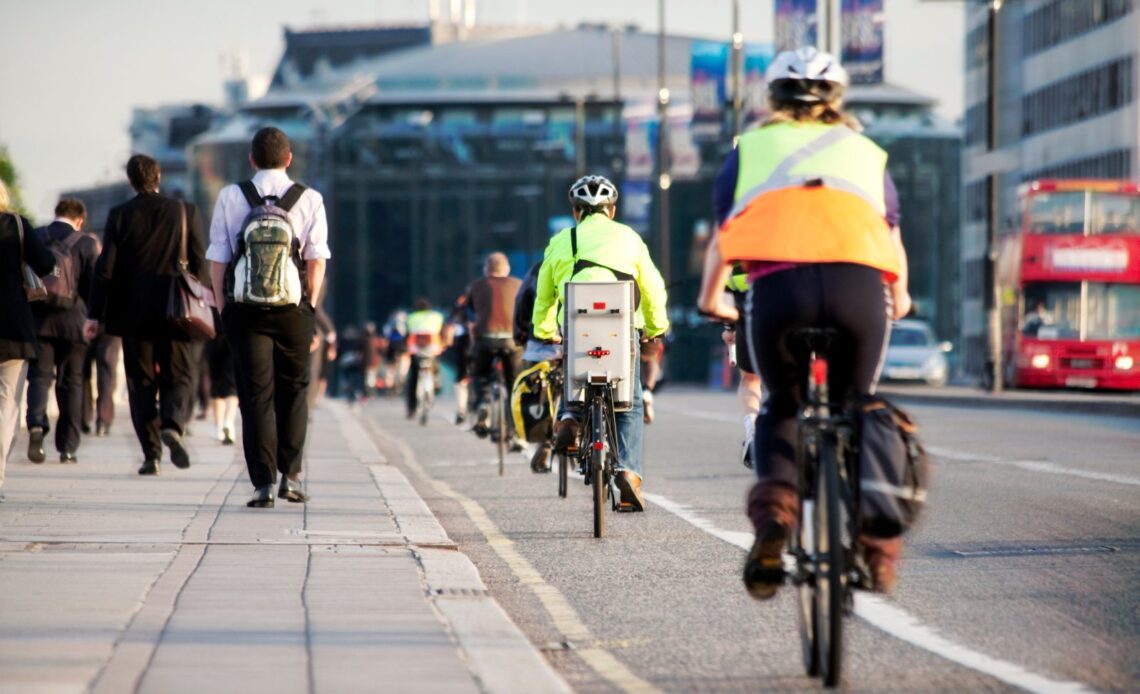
[413,354,435,426]
[786,327,867,688]
[488,358,507,476]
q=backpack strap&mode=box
[238,181,263,208]
[567,225,640,307]
[60,230,84,252]
[277,183,307,213]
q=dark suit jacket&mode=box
[32,222,100,344]
[88,192,208,339]
[0,212,55,360]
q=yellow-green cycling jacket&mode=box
[531,212,670,341]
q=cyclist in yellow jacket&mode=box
[532,175,669,511]
[698,47,911,598]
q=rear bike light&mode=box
[811,357,828,387]
[593,441,605,451]
[587,348,611,358]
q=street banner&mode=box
[624,115,654,181]
[774,0,818,52]
[690,40,729,140]
[743,43,776,121]
[841,0,884,84]
[622,180,652,234]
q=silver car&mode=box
[882,319,952,387]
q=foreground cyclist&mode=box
[533,175,669,511]
[697,48,912,597]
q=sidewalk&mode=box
[0,401,568,694]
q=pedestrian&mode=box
[206,126,330,508]
[84,154,209,476]
[0,179,56,501]
[25,199,99,464]
[205,320,238,445]
[337,325,365,403]
[81,317,122,436]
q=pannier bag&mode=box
[511,360,556,443]
[227,181,307,306]
[858,396,929,537]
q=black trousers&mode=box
[224,304,315,490]
[82,335,121,428]
[26,337,87,454]
[745,263,890,490]
[122,335,196,460]
[470,337,520,410]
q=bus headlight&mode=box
[1114,355,1134,371]
[1030,353,1051,369]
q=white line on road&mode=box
[643,492,1091,694]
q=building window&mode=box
[964,103,988,146]
[1022,56,1135,137]
[1023,0,1134,57]
[966,23,988,71]
[1021,148,1135,181]
[964,179,988,222]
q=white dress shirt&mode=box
[206,168,331,264]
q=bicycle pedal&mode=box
[616,501,637,513]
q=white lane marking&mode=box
[927,445,1140,487]
[643,492,1092,694]
[659,404,1140,490]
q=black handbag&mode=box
[15,213,48,302]
[166,203,216,341]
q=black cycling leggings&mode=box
[744,263,891,490]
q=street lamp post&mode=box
[730,0,744,142]
[984,0,1004,392]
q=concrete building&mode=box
[961,0,1138,379]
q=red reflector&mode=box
[593,302,606,309]
[593,441,604,451]
[811,358,828,386]
[587,349,611,358]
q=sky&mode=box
[1,0,963,220]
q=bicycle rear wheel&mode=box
[591,396,606,538]
[557,451,568,498]
[495,383,506,476]
[814,435,845,688]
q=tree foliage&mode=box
[0,144,29,217]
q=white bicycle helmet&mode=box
[765,47,849,104]
[568,175,619,208]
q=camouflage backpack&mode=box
[226,181,307,306]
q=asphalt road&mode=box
[358,388,1139,692]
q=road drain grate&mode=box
[430,587,490,598]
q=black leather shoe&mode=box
[27,428,46,464]
[247,486,274,508]
[278,477,309,503]
[138,459,160,476]
[161,428,191,469]
[60,452,78,464]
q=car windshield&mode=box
[889,326,933,347]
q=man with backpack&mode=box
[207,127,330,509]
[25,199,98,464]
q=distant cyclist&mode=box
[533,175,669,511]
[404,298,446,419]
[444,294,473,425]
[465,252,524,452]
[698,48,912,597]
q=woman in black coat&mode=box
[0,180,55,500]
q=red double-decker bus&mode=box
[999,179,1140,391]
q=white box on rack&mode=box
[563,281,636,411]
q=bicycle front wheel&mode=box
[557,451,568,498]
[814,435,845,688]
[796,497,820,677]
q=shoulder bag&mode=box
[166,203,216,340]
[15,213,49,302]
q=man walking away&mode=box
[207,127,330,509]
[26,199,99,464]
[85,155,208,476]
